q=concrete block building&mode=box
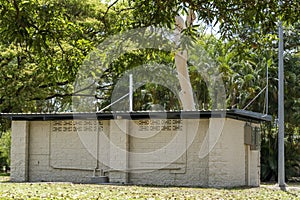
[2,109,271,187]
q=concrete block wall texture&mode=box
[10,118,260,187]
[128,119,209,186]
[208,118,246,187]
[249,150,260,186]
[10,121,29,182]
[51,127,96,169]
[28,121,50,182]
[109,120,129,183]
[27,120,110,183]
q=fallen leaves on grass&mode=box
[0,183,299,199]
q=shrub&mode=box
[0,130,11,172]
[261,124,300,182]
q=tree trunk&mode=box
[174,11,196,110]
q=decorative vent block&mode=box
[52,120,103,132]
[138,119,183,131]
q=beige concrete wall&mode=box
[208,118,246,187]
[10,121,29,182]
[28,121,51,182]
[248,123,261,187]
[249,150,260,186]
[50,121,97,169]
[108,119,129,183]
[128,119,209,186]
[27,120,110,183]
[10,118,260,187]
[125,118,256,187]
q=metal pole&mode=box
[265,52,269,115]
[129,74,133,112]
[278,20,285,188]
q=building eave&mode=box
[0,109,272,123]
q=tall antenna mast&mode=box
[265,54,269,115]
[278,0,286,189]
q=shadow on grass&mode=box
[101,182,258,190]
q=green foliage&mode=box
[1,0,299,113]
[261,124,300,182]
[0,130,11,171]
[0,0,108,113]
[122,0,300,39]
[261,125,278,181]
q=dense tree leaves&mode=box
[120,0,300,37]
[1,0,299,113]
[0,0,108,113]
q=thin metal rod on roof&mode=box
[265,54,269,115]
[242,86,267,110]
[129,74,133,112]
[98,93,129,112]
[97,74,133,113]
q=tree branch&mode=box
[104,0,119,17]
[38,81,70,89]
[32,93,105,101]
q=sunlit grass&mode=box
[0,176,299,199]
[0,173,9,182]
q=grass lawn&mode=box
[0,173,9,183]
[0,176,299,199]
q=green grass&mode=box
[0,177,299,199]
[0,173,9,182]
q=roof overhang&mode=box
[0,109,272,123]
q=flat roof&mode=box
[0,109,272,123]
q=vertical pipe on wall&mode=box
[94,124,100,176]
[247,146,251,186]
[126,119,130,184]
[25,121,30,182]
